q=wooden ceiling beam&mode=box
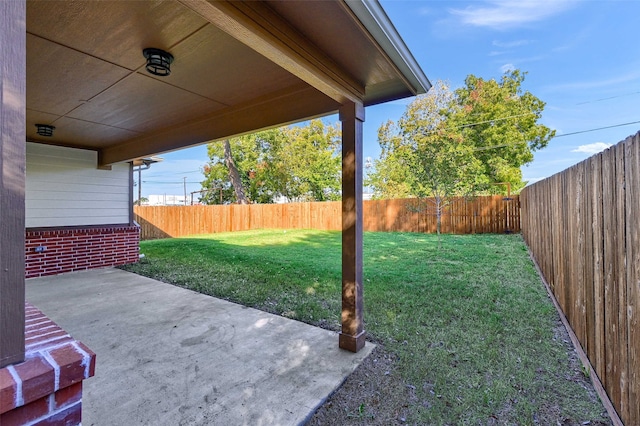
[98,85,339,166]
[178,0,365,105]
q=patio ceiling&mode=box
[26,0,430,166]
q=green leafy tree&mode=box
[447,70,555,193]
[200,129,284,204]
[276,121,341,202]
[367,73,553,241]
[200,120,341,204]
[365,120,415,199]
[368,71,554,198]
[369,81,486,243]
[133,196,149,206]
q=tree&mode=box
[368,71,554,198]
[381,81,486,243]
[200,120,341,204]
[275,121,341,202]
[366,73,553,243]
[133,196,149,206]
[365,120,416,199]
[200,129,284,204]
[447,70,555,193]
[223,139,249,204]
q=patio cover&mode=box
[1,0,430,367]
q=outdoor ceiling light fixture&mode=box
[143,48,174,76]
[35,124,55,137]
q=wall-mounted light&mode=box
[35,124,55,137]
[142,48,174,76]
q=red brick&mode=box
[73,343,96,378]
[33,401,81,426]
[26,339,75,356]
[25,323,56,336]
[53,383,81,410]
[0,368,17,414]
[26,328,69,343]
[47,345,85,389]
[53,255,74,261]
[13,356,55,405]
[0,395,49,425]
[25,323,55,334]
[25,307,44,315]
[24,315,43,326]
[26,265,44,270]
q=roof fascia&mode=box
[344,0,431,95]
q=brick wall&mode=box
[25,224,139,278]
[0,304,96,425]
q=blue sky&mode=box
[140,0,640,198]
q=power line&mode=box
[472,119,640,152]
[424,112,535,135]
[422,106,640,151]
[469,119,640,153]
[576,90,640,105]
[142,180,202,184]
[422,103,640,140]
[553,120,640,138]
[458,112,535,129]
[144,169,203,177]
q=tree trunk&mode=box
[435,195,442,249]
[224,139,249,204]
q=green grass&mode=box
[121,229,608,425]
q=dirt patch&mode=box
[306,345,414,425]
[539,319,613,426]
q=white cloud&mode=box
[511,54,545,64]
[543,68,640,92]
[449,1,577,30]
[494,55,544,73]
[500,63,516,73]
[571,142,612,154]
[492,39,532,48]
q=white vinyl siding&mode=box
[26,143,130,227]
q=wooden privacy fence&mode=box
[520,131,640,425]
[134,195,519,240]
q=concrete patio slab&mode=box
[26,268,374,426]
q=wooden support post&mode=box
[339,101,366,353]
[0,0,26,368]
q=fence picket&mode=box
[625,133,640,423]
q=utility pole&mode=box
[183,177,187,205]
[132,157,162,206]
[138,166,142,206]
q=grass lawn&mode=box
[121,229,610,425]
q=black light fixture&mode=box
[35,124,55,137]
[142,48,174,76]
